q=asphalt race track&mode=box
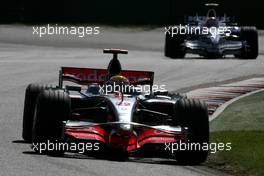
[0,25,263,176]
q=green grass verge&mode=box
[208,131,264,176]
[210,91,264,131]
[207,90,264,176]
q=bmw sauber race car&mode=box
[22,49,209,164]
[165,3,259,59]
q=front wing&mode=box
[64,121,187,153]
[185,39,243,56]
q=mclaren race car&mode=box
[165,3,258,59]
[22,49,209,164]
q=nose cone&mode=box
[107,95,137,128]
[209,29,220,44]
[211,37,220,44]
[109,128,137,152]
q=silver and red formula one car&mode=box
[22,49,209,164]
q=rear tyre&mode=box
[240,26,258,59]
[174,99,209,165]
[32,89,71,155]
[165,26,186,58]
[22,84,53,142]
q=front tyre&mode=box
[32,89,71,155]
[22,84,53,142]
[164,26,186,59]
[174,99,209,165]
[240,26,258,59]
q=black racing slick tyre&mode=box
[22,84,53,142]
[174,99,209,165]
[240,26,258,59]
[32,89,71,155]
[165,26,186,58]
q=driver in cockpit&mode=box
[204,9,219,28]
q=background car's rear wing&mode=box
[59,67,154,88]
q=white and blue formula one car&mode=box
[165,3,258,59]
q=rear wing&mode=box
[59,67,154,88]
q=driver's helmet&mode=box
[106,75,130,93]
[204,17,219,28]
